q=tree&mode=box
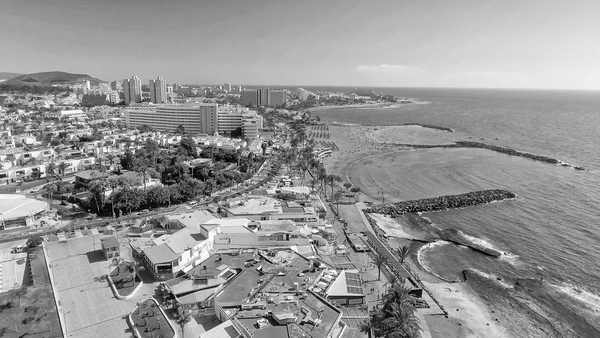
[343,182,353,190]
[45,183,57,209]
[175,124,186,135]
[45,161,56,179]
[333,190,343,213]
[374,252,386,281]
[89,179,109,213]
[368,284,421,338]
[397,245,410,264]
[57,162,71,177]
[153,215,169,229]
[134,158,150,191]
[261,142,267,156]
[175,305,192,338]
[178,138,197,158]
[326,174,342,197]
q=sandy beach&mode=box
[318,124,590,338]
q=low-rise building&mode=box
[221,196,319,226]
[100,236,121,259]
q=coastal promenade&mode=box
[354,202,443,337]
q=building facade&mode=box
[217,105,263,139]
[149,76,167,104]
[241,89,258,107]
[257,88,269,107]
[123,75,142,105]
[267,89,287,107]
[124,104,218,134]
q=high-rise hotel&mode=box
[123,75,142,105]
[123,104,263,138]
[149,76,167,103]
[241,88,287,107]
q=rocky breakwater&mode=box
[402,123,454,132]
[390,141,586,171]
[364,189,516,215]
[364,190,515,257]
[454,141,586,170]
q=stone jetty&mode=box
[402,123,454,132]
[364,189,516,215]
[391,141,586,171]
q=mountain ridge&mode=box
[3,71,104,87]
[0,72,24,82]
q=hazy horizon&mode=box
[2,0,600,90]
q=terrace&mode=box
[108,262,143,299]
[129,298,175,338]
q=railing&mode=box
[363,213,448,317]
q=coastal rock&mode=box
[402,123,454,132]
[391,141,586,170]
[364,189,516,215]
[439,229,502,257]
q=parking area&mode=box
[46,235,157,338]
[0,239,28,293]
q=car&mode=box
[140,209,149,214]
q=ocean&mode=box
[309,87,600,325]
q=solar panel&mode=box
[349,279,362,287]
[346,272,360,280]
[347,286,363,294]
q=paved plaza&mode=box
[46,235,158,338]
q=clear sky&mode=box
[2,0,600,89]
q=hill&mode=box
[0,72,23,82]
[3,71,104,87]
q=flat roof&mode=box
[100,236,120,248]
[225,197,282,215]
[199,320,241,338]
[143,244,178,264]
[203,218,252,228]
[0,194,48,220]
[153,226,207,254]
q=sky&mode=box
[1,0,600,89]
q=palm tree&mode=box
[370,283,421,338]
[374,252,386,281]
[57,162,70,177]
[397,245,410,264]
[154,215,169,229]
[384,274,405,291]
[175,306,192,338]
[45,183,57,209]
[326,174,342,197]
[333,190,343,213]
[45,161,56,180]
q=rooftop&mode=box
[100,236,120,248]
[325,270,364,298]
[143,243,178,264]
[0,194,48,220]
[168,209,215,228]
[198,320,241,338]
[152,226,207,254]
[224,196,282,215]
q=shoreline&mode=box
[322,123,596,338]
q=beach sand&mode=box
[321,124,555,338]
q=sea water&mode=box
[312,87,600,315]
